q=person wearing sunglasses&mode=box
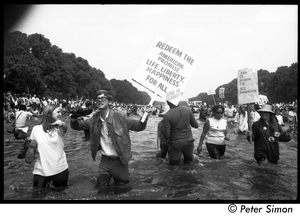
[70,89,150,188]
[197,104,230,159]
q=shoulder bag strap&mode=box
[13,111,23,126]
[16,111,23,120]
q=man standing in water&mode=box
[162,101,199,165]
[70,89,150,187]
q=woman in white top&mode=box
[25,104,69,189]
[275,108,284,126]
[197,105,230,159]
[235,105,248,134]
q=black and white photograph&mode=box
[3,4,298,210]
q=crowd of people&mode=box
[188,101,298,134]
[3,91,166,122]
[3,90,298,193]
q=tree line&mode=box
[4,31,297,106]
[4,31,150,104]
[189,63,298,105]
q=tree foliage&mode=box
[4,31,296,105]
[110,79,150,105]
[189,64,297,105]
[4,31,150,104]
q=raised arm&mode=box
[70,116,90,131]
[126,112,151,131]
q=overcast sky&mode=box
[9,4,298,101]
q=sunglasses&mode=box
[215,111,224,114]
[97,96,108,102]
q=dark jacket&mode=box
[162,105,199,144]
[70,110,147,164]
[249,118,290,164]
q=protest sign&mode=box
[237,68,259,105]
[219,87,225,98]
[132,35,198,106]
[207,89,216,104]
[207,89,215,95]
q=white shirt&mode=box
[235,112,248,132]
[32,96,37,103]
[205,117,227,145]
[250,111,261,126]
[30,125,68,176]
[99,111,118,157]
[276,114,284,125]
[15,110,32,128]
[225,106,236,118]
[42,100,48,107]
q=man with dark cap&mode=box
[70,89,150,187]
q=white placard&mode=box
[207,89,216,95]
[219,87,225,98]
[237,68,259,104]
[132,35,198,106]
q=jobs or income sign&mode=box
[132,35,198,106]
[219,87,225,98]
[237,68,259,104]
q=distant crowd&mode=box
[3,91,167,122]
[4,92,297,128]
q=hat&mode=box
[257,104,275,114]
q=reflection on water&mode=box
[3,114,298,200]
